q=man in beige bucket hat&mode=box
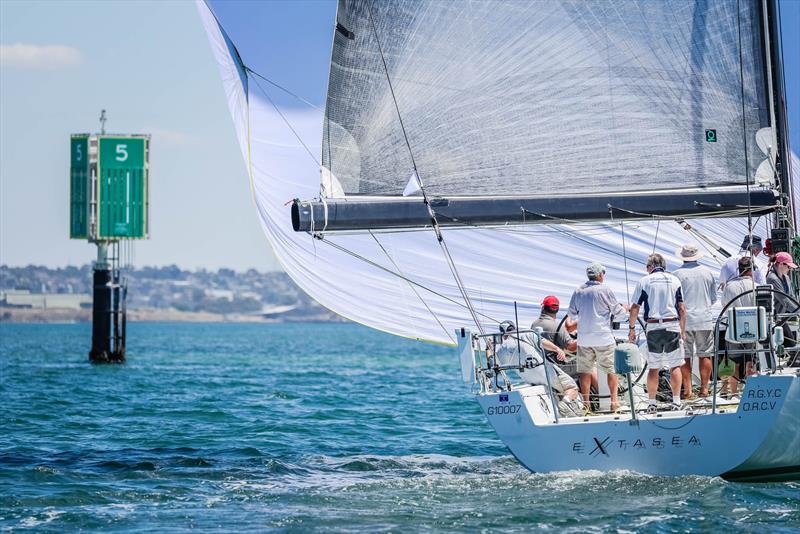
[673,243,717,397]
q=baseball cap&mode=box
[775,251,798,268]
[541,295,560,308]
[586,262,606,277]
[740,235,763,251]
[499,320,516,334]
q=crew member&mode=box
[494,321,583,416]
[628,253,686,412]
[767,251,798,316]
[531,296,576,362]
[722,256,757,397]
[719,235,765,289]
[567,262,627,411]
[673,244,717,398]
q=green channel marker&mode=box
[97,136,148,239]
[69,135,90,239]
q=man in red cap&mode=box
[531,295,578,372]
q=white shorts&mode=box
[644,327,683,369]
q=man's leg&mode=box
[669,365,682,403]
[699,357,712,396]
[682,332,694,397]
[698,331,714,397]
[729,363,740,396]
[607,373,619,411]
[576,346,595,406]
[681,359,693,397]
[647,368,660,401]
[580,373,592,405]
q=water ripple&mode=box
[1,323,798,532]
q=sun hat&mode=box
[586,262,606,278]
[676,243,704,262]
[774,251,798,268]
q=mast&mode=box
[763,0,794,230]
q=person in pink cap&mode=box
[767,251,797,318]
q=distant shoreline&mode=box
[0,307,347,324]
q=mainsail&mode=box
[324,0,768,197]
[196,0,795,344]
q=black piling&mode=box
[89,264,126,363]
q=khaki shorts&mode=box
[576,344,615,374]
[684,330,714,359]
[554,366,578,393]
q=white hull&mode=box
[477,372,799,479]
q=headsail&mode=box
[196,0,793,345]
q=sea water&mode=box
[1,322,798,532]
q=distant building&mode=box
[1,290,91,310]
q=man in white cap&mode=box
[567,261,628,411]
[493,321,583,416]
[628,253,686,412]
[673,244,718,398]
[719,235,765,289]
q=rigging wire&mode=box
[652,220,661,254]
[245,67,323,111]
[318,235,502,325]
[369,231,455,343]
[735,0,755,264]
[620,222,632,304]
[249,75,320,167]
[364,0,485,335]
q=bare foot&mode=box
[610,401,620,412]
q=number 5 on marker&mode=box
[116,144,128,162]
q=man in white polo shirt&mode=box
[568,261,628,411]
[673,244,718,398]
[628,253,686,412]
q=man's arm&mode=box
[567,291,579,321]
[678,302,687,340]
[708,273,718,304]
[628,304,641,343]
[540,338,567,362]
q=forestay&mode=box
[196,0,796,345]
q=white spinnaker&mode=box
[197,1,781,345]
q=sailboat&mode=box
[196,0,799,481]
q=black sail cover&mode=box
[322,0,770,199]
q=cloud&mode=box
[0,43,82,69]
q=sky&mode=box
[0,0,798,272]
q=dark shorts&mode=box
[717,329,755,379]
[647,329,681,354]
